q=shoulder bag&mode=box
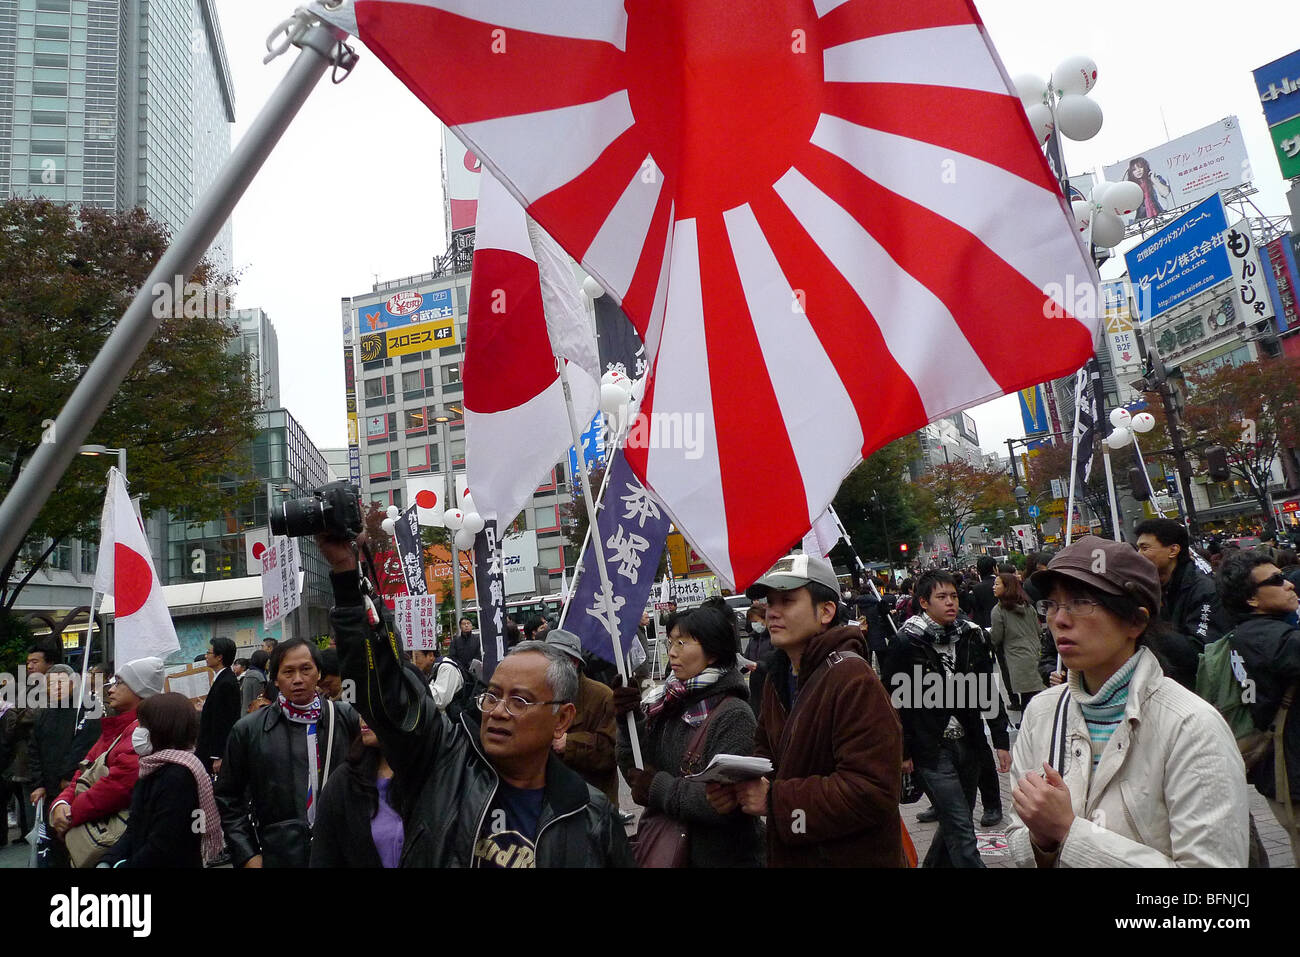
[64,728,132,868]
[631,707,720,868]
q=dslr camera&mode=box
[270,480,363,540]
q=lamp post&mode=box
[433,409,461,627]
[78,444,126,478]
[76,444,126,672]
[871,489,893,582]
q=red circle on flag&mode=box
[114,543,153,617]
[251,542,266,561]
[416,490,438,509]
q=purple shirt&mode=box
[371,777,405,868]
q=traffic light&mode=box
[899,543,908,554]
[1205,446,1230,483]
[1129,467,1151,501]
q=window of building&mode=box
[368,451,389,475]
[449,437,465,465]
[29,166,65,185]
[407,444,429,472]
[35,24,70,38]
[405,407,427,435]
[537,546,563,569]
[33,81,68,96]
[36,0,71,11]
[364,377,384,399]
[442,363,461,385]
[533,505,557,530]
[390,488,403,508]
[402,369,424,393]
[30,140,66,155]
[366,413,389,439]
[32,110,66,125]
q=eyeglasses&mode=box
[1253,573,1288,590]
[475,692,568,717]
[1035,598,1102,617]
[666,636,698,653]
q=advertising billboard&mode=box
[501,530,539,596]
[1253,49,1300,127]
[1267,114,1300,180]
[1103,117,1250,224]
[443,126,482,232]
[1018,385,1048,436]
[1102,281,1142,376]
[1124,193,1232,321]
[357,288,454,334]
[359,314,458,361]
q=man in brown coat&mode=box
[545,630,619,805]
[707,554,905,866]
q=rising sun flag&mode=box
[312,0,1099,587]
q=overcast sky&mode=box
[212,0,1300,459]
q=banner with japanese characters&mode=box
[471,519,507,681]
[392,503,428,596]
[260,537,301,628]
[394,594,439,651]
[567,449,671,669]
[1223,219,1277,327]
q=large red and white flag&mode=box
[94,468,179,663]
[461,170,600,529]
[315,0,1098,587]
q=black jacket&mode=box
[331,571,634,868]
[969,576,998,631]
[26,707,100,798]
[1159,561,1229,688]
[101,763,203,868]
[1225,613,1300,801]
[883,615,1010,767]
[448,630,481,675]
[743,626,775,719]
[197,668,241,773]
[309,765,387,868]
[215,696,358,868]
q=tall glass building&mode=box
[0,0,235,271]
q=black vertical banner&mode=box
[472,519,506,681]
[393,504,428,595]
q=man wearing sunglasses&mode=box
[317,534,633,868]
[1216,551,1300,865]
[1136,518,1228,689]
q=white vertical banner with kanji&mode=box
[261,537,301,627]
[394,594,439,651]
[1224,219,1277,327]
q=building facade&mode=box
[230,306,280,409]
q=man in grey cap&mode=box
[706,553,906,866]
[545,629,619,806]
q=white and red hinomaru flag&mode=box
[461,170,600,530]
[315,0,1099,588]
[94,468,179,663]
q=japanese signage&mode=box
[1266,113,1300,180]
[670,576,720,606]
[471,519,506,680]
[1253,49,1300,127]
[1223,220,1276,326]
[1124,193,1232,321]
[359,314,458,361]
[1102,282,1142,376]
[357,288,455,334]
[1103,117,1250,224]
[394,594,438,651]
[343,340,360,485]
[392,504,428,596]
[1150,294,1236,363]
[1263,237,1300,332]
[567,450,671,668]
[260,537,301,627]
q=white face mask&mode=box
[751,621,766,634]
[131,726,153,757]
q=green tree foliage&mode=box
[914,459,1015,554]
[0,199,261,607]
[832,436,923,565]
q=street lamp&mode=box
[432,407,462,625]
[78,444,126,478]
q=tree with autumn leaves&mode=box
[913,459,1016,555]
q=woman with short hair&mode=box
[310,718,406,867]
[990,573,1045,712]
[1007,536,1248,867]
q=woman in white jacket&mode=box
[1008,536,1248,868]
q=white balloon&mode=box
[1025,102,1054,143]
[461,511,485,535]
[381,518,397,535]
[1103,180,1143,219]
[1131,411,1157,434]
[1056,94,1102,140]
[443,507,464,531]
[1090,180,1114,207]
[600,369,625,387]
[385,505,400,520]
[1013,72,1049,106]
[454,528,476,551]
[1109,407,1132,429]
[581,275,605,299]
[1091,210,1126,248]
[1070,199,1092,234]
[600,382,628,415]
[1106,426,1133,449]
[1052,55,1098,96]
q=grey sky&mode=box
[213,0,1300,458]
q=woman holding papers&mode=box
[614,604,764,867]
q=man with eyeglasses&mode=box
[317,534,633,868]
[1135,518,1229,688]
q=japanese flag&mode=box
[94,467,179,663]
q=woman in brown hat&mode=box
[1006,536,1248,867]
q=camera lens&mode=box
[271,497,327,537]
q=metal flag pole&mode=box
[1064,368,1086,547]
[1101,446,1124,542]
[556,359,643,768]
[558,444,619,627]
[0,11,351,566]
[828,505,897,636]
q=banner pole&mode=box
[557,360,643,768]
[0,17,347,566]
[1064,368,1085,547]
[1102,445,1124,542]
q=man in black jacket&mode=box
[197,637,241,774]
[969,556,998,631]
[1216,551,1300,865]
[884,570,1010,868]
[215,637,358,868]
[448,617,481,675]
[23,666,99,866]
[1136,518,1228,688]
[318,534,633,868]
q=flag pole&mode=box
[556,359,643,768]
[0,13,349,567]
[74,590,98,718]
[1101,446,1124,542]
[828,505,897,636]
[1064,367,1086,547]
[558,448,618,627]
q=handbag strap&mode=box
[678,705,722,775]
[78,725,132,790]
[1048,690,1071,777]
[320,700,337,789]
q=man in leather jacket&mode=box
[215,637,358,868]
[318,534,634,868]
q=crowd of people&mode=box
[2,517,1297,869]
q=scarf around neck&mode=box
[278,693,324,826]
[643,667,726,727]
[139,749,225,863]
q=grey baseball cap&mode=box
[544,629,586,665]
[745,553,841,601]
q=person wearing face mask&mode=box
[99,693,225,868]
[742,603,773,719]
[48,657,166,867]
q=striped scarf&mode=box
[139,749,225,864]
[1070,655,1139,769]
[643,667,726,727]
[278,693,323,826]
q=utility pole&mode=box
[1131,332,1199,537]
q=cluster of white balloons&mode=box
[600,368,635,417]
[1071,179,1143,249]
[382,493,486,553]
[1015,55,1102,145]
[1105,407,1156,449]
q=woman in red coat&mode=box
[48,657,165,849]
